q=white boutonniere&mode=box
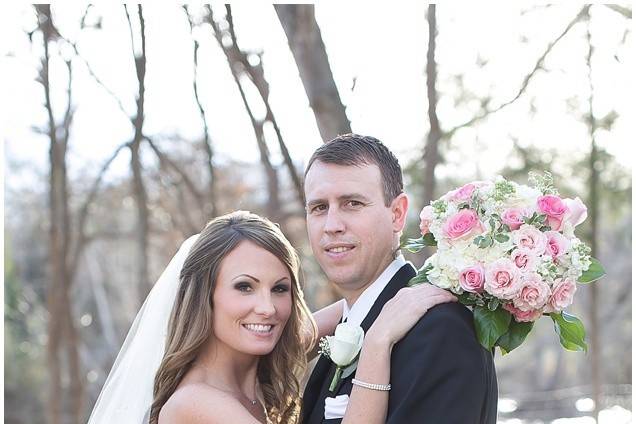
[318,322,364,392]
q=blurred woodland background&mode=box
[2,4,632,424]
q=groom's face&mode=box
[304,161,400,302]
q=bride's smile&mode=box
[211,240,293,356]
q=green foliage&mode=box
[528,170,559,195]
[400,233,437,253]
[550,311,588,352]
[492,179,516,201]
[497,320,534,355]
[474,306,512,350]
[578,257,606,283]
[407,264,433,286]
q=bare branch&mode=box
[225,6,304,208]
[61,37,129,118]
[143,135,205,211]
[183,5,218,216]
[69,141,130,280]
[205,5,281,221]
[604,4,631,19]
[445,6,590,138]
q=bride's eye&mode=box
[234,282,253,292]
[272,284,290,294]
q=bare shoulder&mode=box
[159,383,260,424]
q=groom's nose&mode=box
[323,208,346,234]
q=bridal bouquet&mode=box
[404,172,605,354]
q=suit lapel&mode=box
[303,354,334,424]
[330,263,416,395]
[302,264,417,423]
[360,263,416,333]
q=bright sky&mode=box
[1,4,632,193]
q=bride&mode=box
[88,211,455,423]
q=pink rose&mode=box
[503,302,542,323]
[510,248,538,273]
[546,278,577,312]
[537,195,568,230]
[502,207,529,231]
[544,231,570,259]
[562,197,588,229]
[484,258,522,300]
[419,205,434,235]
[459,264,485,293]
[443,209,484,240]
[512,273,550,311]
[450,183,476,202]
[512,224,548,253]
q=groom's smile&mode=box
[304,161,403,304]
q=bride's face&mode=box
[211,240,293,356]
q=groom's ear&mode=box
[390,193,409,233]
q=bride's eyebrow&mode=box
[232,274,260,282]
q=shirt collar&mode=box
[341,254,407,328]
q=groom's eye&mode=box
[346,200,364,208]
[310,204,327,214]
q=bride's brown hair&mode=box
[150,211,317,423]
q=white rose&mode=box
[327,322,364,366]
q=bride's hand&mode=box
[366,284,457,347]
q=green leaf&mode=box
[550,312,588,352]
[578,257,606,284]
[407,264,432,286]
[496,320,534,355]
[494,233,509,243]
[474,306,511,350]
[487,297,500,311]
[401,236,425,253]
[458,292,478,306]
[422,232,437,246]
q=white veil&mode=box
[88,234,200,424]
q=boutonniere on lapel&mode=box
[318,322,365,392]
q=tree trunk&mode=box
[422,5,442,209]
[585,8,602,419]
[126,5,151,305]
[274,5,351,141]
[36,6,84,423]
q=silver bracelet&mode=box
[351,378,391,391]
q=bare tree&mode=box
[275,5,351,141]
[124,5,151,304]
[421,5,590,209]
[422,5,442,209]
[183,6,218,217]
[203,5,308,220]
[34,6,83,424]
[584,7,601,419]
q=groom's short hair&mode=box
[304,133,404,206]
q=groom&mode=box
[302,134,498,423]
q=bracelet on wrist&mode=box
[351,378,391,391]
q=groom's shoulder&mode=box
[402,301,477,345]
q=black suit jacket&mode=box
[301,263,498,424]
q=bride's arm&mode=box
[306,298,345,361]
[341,284,457,424]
